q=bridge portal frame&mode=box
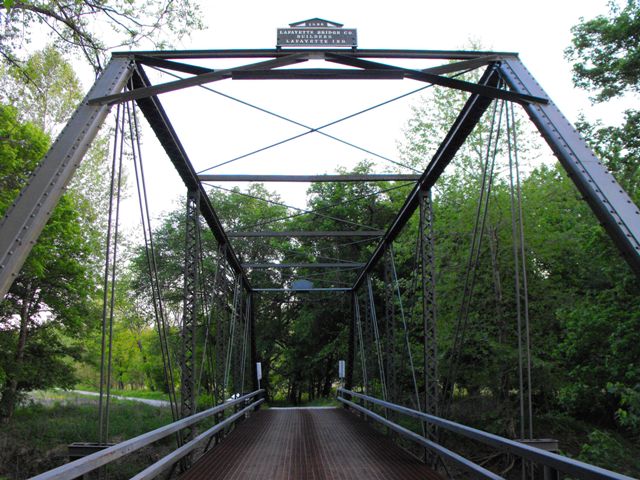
[2,48,640,445]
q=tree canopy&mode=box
[1,0,204,72]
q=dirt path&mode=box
[71,390,171,407]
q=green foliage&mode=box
[577,430,640,477]
[0,44,82,135]
[0,104,101,421]
[0,0,204,72]
[566,0,640,101]
[567,1,640,202]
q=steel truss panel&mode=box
[131,67,251,291]
[499,59,640,275]
[181,190,199,445]
[253,287,352,292]
[92,54,308,105]
[353,66,501,290]
[0,58,134,300]
[243,263,364,269]
[199,174,421,182]
[419,191,438,439]
[325,53,547,105]
[228,231,384,238]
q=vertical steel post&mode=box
[383,247,397,405]
[0,58,133,300]
[249,292,259,393]
[345,291,356,391]
[181,190,200,443]
[419,190,438,439]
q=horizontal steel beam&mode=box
[253,287,352,292]
[232,69,405,80]
[113,48,519,61]
[353,65,501,291]
[338,389,633,480]
[229,231,384,238]
[199,174,421,182]
[30,390,264,480]
[243,263,364,269]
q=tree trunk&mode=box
[0,295,31,423]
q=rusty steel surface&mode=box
[180,408,441,480]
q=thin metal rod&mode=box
[197,78,439,173]
[150,64,422,174]
[236,182,413,231]
[98,103,121,445]
[507,102,526,442]
[104,102,126,443]
[206,183,378,231]
[388,245,422,414]
[130,97,179,421]
[354,292,368,394]
[510,102,534,438]
[366,275,387,401]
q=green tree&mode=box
[566,0,640,194]
[1,0,204,72]
[0,105,100,421]
[564,0,640,432]
[0,44,82,135]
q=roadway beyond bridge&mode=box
[180,407,440,480]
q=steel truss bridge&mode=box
[1,47,639,480]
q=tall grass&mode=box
[1,397,174,479]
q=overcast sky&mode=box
[89,0,621,230]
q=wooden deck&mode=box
[180,407,441,480]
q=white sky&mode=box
[80,0,622,230]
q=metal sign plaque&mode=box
[277,18,357,48]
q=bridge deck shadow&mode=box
[180,407,442,479]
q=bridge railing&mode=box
[30,389,265,480]
[337,388,632,480]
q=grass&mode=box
[1,398,175,479]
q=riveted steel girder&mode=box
[499,58,640,275]
[0,57,134,300]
